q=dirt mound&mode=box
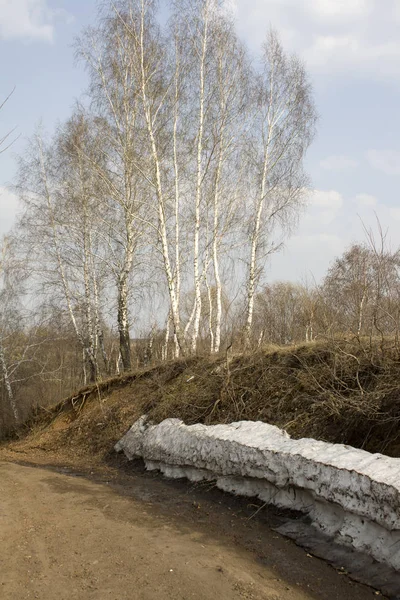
[6,338,400,459]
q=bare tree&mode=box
[0,87,19,155]
[243,30,317,345]
[76,8,149,370]
[206,9,248,353]
[55,111,111,380]
[0,239,20,422]
[323,244,375,338]
[16,124,110,383]
[0,238,57,426]
[9,1,319,395]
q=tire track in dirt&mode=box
[0,462,305,599]
[0,461,383,600]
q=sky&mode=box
[0,0,399,284]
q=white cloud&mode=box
[310,189,343,209]
[268,231,345,282]
[310,0,372,20]
[354,193,377,207]
[237,0,372,20]
[390,208,400,221]
[304,210,338,226]
[0,0,71,42]
[320,155,359,170]
[290,232,344,251]
[304,36,400,77]
[268,187,400,282]
[231,0,400,78]
[367,149,400,175]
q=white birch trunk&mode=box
[162,312,171,362]
[173,35,182,359]
[244,85,274,344]
[244,165,269,343]
[0,340,19,423]
[89,228,108,373]
[80,161,98,382]
[139,0,184,356]
[191,6,208,354]
[38,137,89,367]
[212,142,224,354]
[205,273,214,353]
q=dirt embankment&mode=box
[7,338,400,461]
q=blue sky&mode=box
[0,0,399,283]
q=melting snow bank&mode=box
[115,417,400,592]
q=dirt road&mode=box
[0,461,381,600]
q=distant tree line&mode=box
[253,239,400,346]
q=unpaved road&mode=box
[0,461,382,600]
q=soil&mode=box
[1,341,397,599]
[0,455,384,600]
[14,339,400,461]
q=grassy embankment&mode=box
[5,338,400,460]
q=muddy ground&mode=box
[0,454,385,600]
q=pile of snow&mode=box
[115,417,400,572]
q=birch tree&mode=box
[136,0,187,354]
[12,1,319,369]
[55,111,110,379]
[16,127,106,383]
[0,239,20,423]
[76,8,148,370]
[206,13,248,352]
[0,238,53,427]
[243,31,317,345]
[169,0,239,352]
[103,0,188,357]
[186,0,210,352]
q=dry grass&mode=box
[7,337,400,460]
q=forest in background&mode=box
[1,0,399,436]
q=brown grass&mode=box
[7,338,400,460]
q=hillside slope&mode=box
[4,339,400,461]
